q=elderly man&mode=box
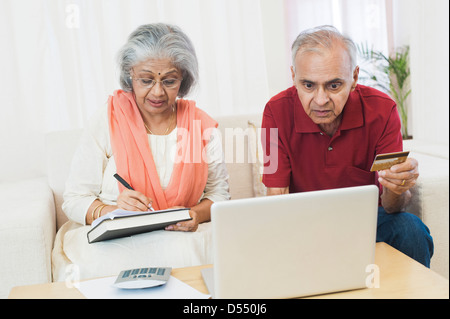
[262,25,433,267]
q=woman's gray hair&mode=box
[117,23,198,97]
[291,25,357,71]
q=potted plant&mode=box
[357,43,412,139]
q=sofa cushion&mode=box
[216,114,264,199]
[247,119,267,197]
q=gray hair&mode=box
[291,25,357,71]
[117,23,198,97]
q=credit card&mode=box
[370,151,410,172]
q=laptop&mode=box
[202,185,379,299]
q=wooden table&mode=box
[8,243,448,299]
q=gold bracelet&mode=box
[96,204,107,219]
[91,203,103,222]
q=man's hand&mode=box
[378,157,419,195]
[378,157,419,212]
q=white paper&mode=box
[77,275,210,299]
[91,209,152,227]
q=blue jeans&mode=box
[376,207,434,267]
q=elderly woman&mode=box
[63,23,230,232]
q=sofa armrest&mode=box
[0,177,56,298]
[404,150,449,279]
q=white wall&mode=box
[395,0,449,145]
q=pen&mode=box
[113,173,155,211]
[113,173,133,190]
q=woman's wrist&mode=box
[87,201,118,225]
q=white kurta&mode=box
[62,106,230,225]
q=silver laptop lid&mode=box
[209,185,379,299]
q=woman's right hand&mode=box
[117,189,153,211]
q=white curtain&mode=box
[285,0,391,65]
[0,0,391,181]
[0,0,271,181]
[0,0,270,130]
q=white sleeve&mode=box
[202,128,231,203]
[62,107,113,225]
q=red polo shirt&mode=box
[262,85,403,197]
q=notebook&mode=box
[87,208,191,243]
[202,185,379,299]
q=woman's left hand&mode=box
[165,208,199,232]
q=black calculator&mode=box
[112,267,172,289]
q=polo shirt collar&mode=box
[294,86,364,133]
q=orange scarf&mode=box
[108,90,217,210]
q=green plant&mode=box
[357,43,412,139]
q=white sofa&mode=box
[1,114,448,298]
